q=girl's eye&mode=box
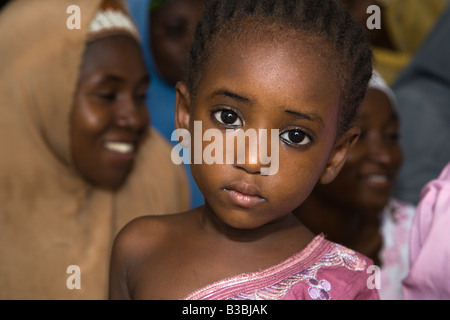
[213,109,243,127]
[280,129,311,146]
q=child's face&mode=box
[150,0,206,86]
[315,88,403,212]
[71,35,150,190]
[176,34,359,229]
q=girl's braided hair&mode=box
[185,0,373,136]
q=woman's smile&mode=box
[103,141,135,155]
[357,169,393,190]
[102,140,137,166]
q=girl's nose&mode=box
[231,129,276,175]
[235,143,262,174]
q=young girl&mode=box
[109,0,378,300]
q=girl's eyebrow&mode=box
[210,89,325,128]
[285,109,324,129]
[210,89,250,102]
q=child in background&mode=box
[127,0,207,208]
[402,162,450,299]
[294,71,416,299]
[109,0,379,300]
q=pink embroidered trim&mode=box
[183,236,366,300]
[232,245,366,300]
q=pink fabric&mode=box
[402,162,450,299]
[184,236,379,300]
[379,199,416,299]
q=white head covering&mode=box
[368,70,397,108]
[88,0,140,41]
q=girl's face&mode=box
[176,35,359,229]
[315,88,403,212]
[71,35,150,190]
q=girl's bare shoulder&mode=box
[114,210,195,253]
[109,210,200,299]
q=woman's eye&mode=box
[135,92,148,101]
[385,130,400,142]
[280,129,311,146]
[213,109,243,127]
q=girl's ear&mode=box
[175,81,191,131]
[320,126,360,184]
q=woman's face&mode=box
[315,88,403,212]
[71,35,150,190]
[150,0,206,86]
[176,34,358,230]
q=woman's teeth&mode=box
[104,141,134,154]
[367,174,388,182]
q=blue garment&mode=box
[127,0,204,209]
[392,6,450,205]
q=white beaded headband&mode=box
[368,70,397,108]
[88,7,140,41]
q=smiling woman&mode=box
[0,0,189,299]
[71,35,151,190]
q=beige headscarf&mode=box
[0,0,189,299]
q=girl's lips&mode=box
[223,182,266,208]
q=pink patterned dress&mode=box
[379,198,416,299]
[184,235,379,300]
